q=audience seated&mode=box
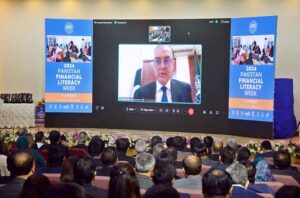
[116,138,135,166]
[226,162,262,198]
[173,155,202,189]
[215,146,236,170]
[270,150,300,183]
[0,141,10,177]
[150,135,163,149]
[19,174,50,198]
[144,185,180,198]
[245,161,275,195]
[72,131,88,151]
[74,156,108,198]
[189,137,201,153]
[166,137,175,148]
[152,143,165,159]
[108,163,141,198]
[166,146,183,168]
[44,182,85,198]
[40,130,69,157]
[202,168,232,198]
[35,131,45,149]
[203,136,214,155]
[153,164,176,187]
[193,142,218,166]
[88,135,105,167]
[275,185,300,198]
[135,139,147,154]
[255,159,275,182]
[173,136,192,161]
[97,146,117,176]
[237,147,251,165]
[256,140,274,158]
[60,155,79,182]
[0,150,35,197]
[135,152,155,190]
[226,138,238,151]
[208,140,223,162]
[16,135,45,167]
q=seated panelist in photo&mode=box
[134,45,192,103]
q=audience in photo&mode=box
[166,137,175,148]
[72,131,89,152]
[152,143,165,159]
[88,135,105,167]
[166,146,182,168]
[203,136,214,155]
[150,135,163,149]
[19,174,51,198]
[108,163,141,198]
[226,162,262,198]
[135,152,155,190]
[44,182,85,198]
[172,136,192,161]
[256,140,274,158]
[226,138,238,151]
[208,140,223,162]
[74,156,107,198]
[40,130,69,157]
[245,161,275,195]
[215,146,236,170]
[202,168,232,198]
[116,138,135,166]
[144,185,180,198]
[270,149,300,183]
[35,131,45,149]
[173,155,202,189]
[60,156,79,182]
[135,139,147,154]
[193,142,218,167]
[0,141,10,177]
[189,137,201,153]
[275,185,300,198]
[255,158,275,182]
[96,146,118,176]
[0,151,35,197]
[237,146,251,165]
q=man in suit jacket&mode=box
[134,45,192,103]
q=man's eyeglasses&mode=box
[153,57,173,67]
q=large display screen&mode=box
[45,17,277,138]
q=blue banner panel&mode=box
[45,19,93,113]
[228,16,277,122]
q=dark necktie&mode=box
[161,86,168,102]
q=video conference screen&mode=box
[45,17,277,138]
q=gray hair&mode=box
[135,139,147,153]
[152,143,165,158]
[135,152,156,172]
[226,162,248,186]
[226,138,237,150]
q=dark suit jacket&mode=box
[134,79,192,103]
[0,178,26,197]
[248,183,275,195]
[208,153,220,162]
[116,152,135,166]
[270,167,300,184]
[231,185,263,198]
[96,166,113,177]
[81,183,108,198]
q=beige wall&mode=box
[0,0,299,121]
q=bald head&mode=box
[213,141,224,153]
[7,150,34,177]
[183,155,202,175]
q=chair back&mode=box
[255,181,283,192]
[273,174,300,187]
[69,148,88,157]
[257,193,274,198]
[43,173,60,184]
[94,176,110,189]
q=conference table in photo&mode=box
[0,103,35,128]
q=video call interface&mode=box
[46,19,273,138]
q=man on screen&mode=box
[134,45,192,103]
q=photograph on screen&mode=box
[231,35,274,65]
[118,44,202,104]
[149,26,171,42]
[46,35,92,63]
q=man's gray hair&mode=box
[226,162,248,186]
[152,143,165,158]
[226,138,237,150]
[135,152,156,172]
[135,139,147,153]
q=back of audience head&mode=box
[220,146,236,165]
[20,175,50,198]
[150,135,163,148]
[212,140,223,154]
[102,146,117,166]
[152,143,165,158]
[135,152,155,173]
[135,139,147,153]
[202,168,232,198]
[49,130,61,144]
[116,138,130,153]
[35,131,45,143]
[166,146,177,161]
[226,162,248,186]
[44,182,85,198]
[273,149,291,170]
[166,137,174,148]
[190,137,201,152]
[7,150,35,178]
[153,164,176,187]
[183,155,202,176]
[88,135,105,157]
[193,142,208,158]
[48,146,66,167]
[144,185,180,198]
[60,156,79,182]
[0,141,8,155]
[74,156,97,185]
[17,127,28,137]
[261,140,272,150]
[237,147,251,165]
[245,161,256,184]
[109,163,141,198]
[155,150,174,168]
[226,138,238,150]
[77,131,88,145]
[172,136,186,151]
[275,185,300,198]
[204,136,214,148]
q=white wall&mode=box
[0,0,299,121]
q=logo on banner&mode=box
[249,20,258,34]
[64,22,74,34]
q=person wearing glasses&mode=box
[134,45,192,103]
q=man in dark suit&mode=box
[96,147,117,176]
[134,45,192,103]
